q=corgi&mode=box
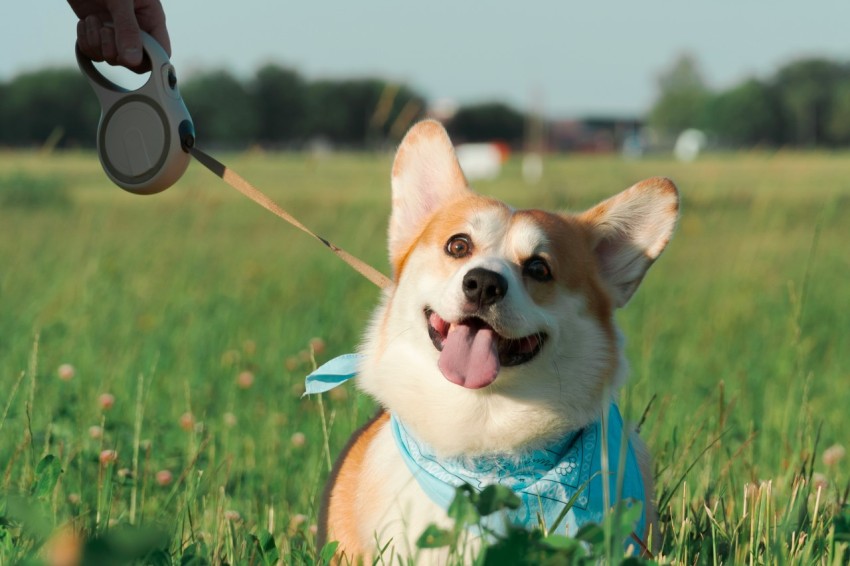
[313,120,678,562]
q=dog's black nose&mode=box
[463,267,508,307]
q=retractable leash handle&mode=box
[76,31,195,195]
[76,33,392,288]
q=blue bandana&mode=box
[305,355,647,543]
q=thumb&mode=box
[108,0,143,68]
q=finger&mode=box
[85,15,102,52]
[107,0,143,68]
[76,19,99,59]
[76,15,105,62]
[138,0,171,56]
[100,26,119,65]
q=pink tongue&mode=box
[438,322,501,389]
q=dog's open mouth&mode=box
[425,308,546,389]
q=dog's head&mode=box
[358,120,678,456]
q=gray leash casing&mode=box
[76,32,194,195]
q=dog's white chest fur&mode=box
[357,425,473,563]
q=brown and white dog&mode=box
[317,120,678,562]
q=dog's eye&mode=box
[523,257,552,282]
[445,234,473,258]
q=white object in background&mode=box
[456,143,509,181]
[429,98,460,123]
[522,153,543,184]
[674,129,707,162]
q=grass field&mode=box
[1,148,848,564]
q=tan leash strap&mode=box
[189,146,392,289]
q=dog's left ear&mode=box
[579,177,679,307]
[389,120,470,265]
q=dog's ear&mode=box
[389,120,470,262]
[579,177,679,307]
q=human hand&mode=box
[68,0,170,71]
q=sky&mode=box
[6,1,850,118]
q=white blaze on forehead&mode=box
[506,215,551,260]
[464,206,511,250]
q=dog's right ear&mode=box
[579,177,679,308]
[389,120,470,265]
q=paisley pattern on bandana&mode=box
[390,405,646,541]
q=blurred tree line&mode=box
[649,53,850,147]
[0,64,525,149]
[9,54,848,151]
